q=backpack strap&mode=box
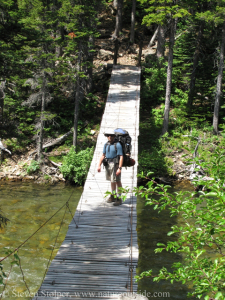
[105,141,110,152]
[105,141,117,154]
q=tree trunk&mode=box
[148,26,159,48]
[187,23,204,109]
[55,26,64,57]
[113,0,118,9]
[86,35,94,93]
[113,38,119,65]
[137,36,143,67]
[213,22,225,135]
[113,0,123,38]
[130,0,136,44]
[157,25,166,58]
[0,149,3,164]
[0,81,6,123]
[161,18,177,136]
[37,75,46,162]
[73,42,82,150]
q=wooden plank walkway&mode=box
[33,65,141,300]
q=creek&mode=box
[0,181,196,300]
[0,182,82,299]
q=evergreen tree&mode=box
[58,0,101,150]
[0,0,40,124]
[197,0,225,134]
[138,0,189,134]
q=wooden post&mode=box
[113,38,119,65]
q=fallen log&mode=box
[30,129,73,157]
[148,26,159,48]
[42,129,73,150]
[42,153,62,168]
[30,120,89,156]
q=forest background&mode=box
[0,0,225,299]
[0,0,225,182]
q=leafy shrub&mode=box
[151,105,165,126]
[138,148,170,177]
[25,160,40,175]
[135,154,225,299]
[44,174,51,181]
[60,146,94,185]
[4,138,26,152]
[141,60,167,109]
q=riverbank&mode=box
[0,145,73,184]
[0,133,208,185]
[1,119,224,185]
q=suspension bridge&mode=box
[33,65,141,299]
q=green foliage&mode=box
[0,0,105,155]
[139,0,190,26]
[197,1,225,26]
[24,160,40,175]
[151,105,165,126]
[105,186,130,202]
[141,60,167,109]
[135,134,225,299]
[189,140,225,182]
[139,148,173,177]
[135,173,225,299]
[4,138,27,153]
[60,146,94,185]
[0,249,20,286]
[44,174,51,180]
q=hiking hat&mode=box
[104,130,115,136]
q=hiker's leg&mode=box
[116,181,122,197]
[111,182,116,195]
[106,163,115,186]
[116,181,122,190]
[113,181,123,206]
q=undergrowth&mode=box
[138,58,225,179]
[60,146,94,185]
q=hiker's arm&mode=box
[116,155,123,176]
[97,153,105,172]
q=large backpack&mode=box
[114,128,133,167]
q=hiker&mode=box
[97,131,123,206]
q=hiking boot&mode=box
[106,195,116,203]
[113,198,122,206]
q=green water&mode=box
[0,182,82,300]
[0,181,200,299]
